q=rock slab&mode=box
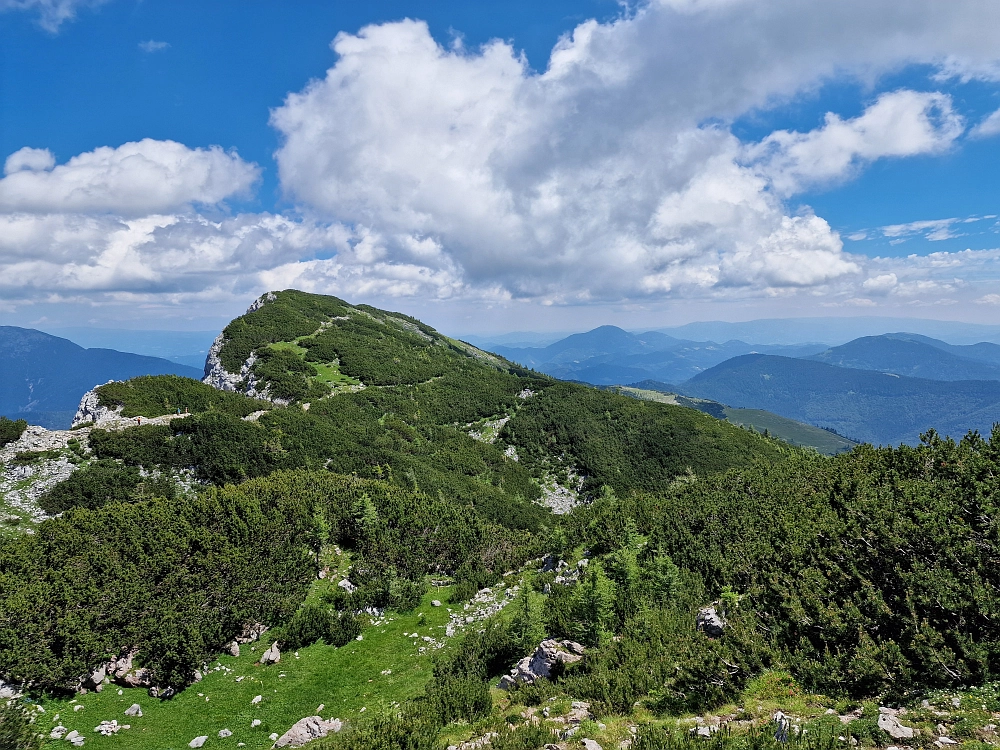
[498,639,585,689]
[275,716,343,747]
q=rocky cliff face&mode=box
[201,292,287,403]
[72,382,124,427]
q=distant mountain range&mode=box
[484,326,1000,446]
[678,354,1000,446]
[491,325,825,385]
[0,327,202,428]
[657,316,1000,346]
[808,333,1000,380]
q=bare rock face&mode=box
[275,716,343,747]
[696,606,726,638]
[202,292,287,402]
[72,382,124,427]
[498,639,585,689]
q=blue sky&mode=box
[2,0,1000,335]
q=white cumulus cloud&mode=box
[0,139,260,215]
[269,2,1000,307]
[751,90,964,196]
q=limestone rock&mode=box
[228,641,240,657]
[498,639,585,689]
[0,679,21,700]
[72,383,123,427]
[125,704,142,717]
[581,740,603,750]
[261,641,281,665]
[696,606,726,638]
[878,708,916,740]
[189,736,208,748]
[275,716,344,747]
[202,293,290,404]
[65,729,85,746]
[122,667,153,689]
[338,579,357,594]
[236,622,269,644]
[219,728,233,738]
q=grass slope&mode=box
[38,586,456,750]
[617,385,856,456]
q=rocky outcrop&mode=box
[0,679,22,700]
[202,292,283,401]
[236,622,269,644]
[878,707,917,740]
[202,334,258,394]
[696,605,726,638]
[72,382,123,426]
[498,639,585,689]
[274,716,343,747]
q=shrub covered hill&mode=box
[5,290,1000,750]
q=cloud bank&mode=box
[8,0,1000,321]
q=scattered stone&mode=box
[431,600,442,607]
[219,729,233,738]
[122,667,153,688]
[65,729,85,747]
[567,701,593,724]
[50,725,68,739]
[228,642,240,658]
[936,738,959,747]
[189,736,208,748]
[88,664,107,691]
[95,720,123,736]
[261,641,281,665]
[338,578,357,593]
[878,708,916,740]
[498,639,585,689]
[252,695,263,705]
[270,733,280,741]
[581,740,603,750]
[125,704,142,717]
[73,704,85,712]
[252,719,262,727]
[274,716,344,747]
[696,606,726,638]
[0,680,21,700]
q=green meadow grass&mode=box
[38,587,455,750]
[268,341,361,389]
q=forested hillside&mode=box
[0,327,201,429]
[681,353,1000,445]
[4,291,1000,750]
